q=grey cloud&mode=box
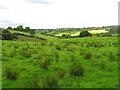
[0,20,25,26]
[25,0,51,4]
[0,6,8,10]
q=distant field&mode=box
[9,30,31,36]
[89,30,108,34]
[55,29,109,37]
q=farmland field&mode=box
[2,35,118,88]
[55,29,109,37]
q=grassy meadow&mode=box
[2,29,118,88]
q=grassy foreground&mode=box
[2,36,118,88]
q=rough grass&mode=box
[2,36,118,88]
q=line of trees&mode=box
[6,26,35,36]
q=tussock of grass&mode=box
[69,62,84,77]
[83,52,92,59]
[5,67,18,80]
[41,75,58,88]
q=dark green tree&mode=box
[79,31,92,37]
[2,30,17,40]
[16,25,24,31]
[62,34,71,38]
[25,27,30,32]
[30,29,35,36]
[6,26,12,30]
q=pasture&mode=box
[2,36,118,88]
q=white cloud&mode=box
[0,0,119,29]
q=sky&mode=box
[0,0,119,29]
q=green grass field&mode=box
[2,35,118,88]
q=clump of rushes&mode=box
[79,49,86,55]
[10,49,17,58]
[54,52,59,62]
[108,52,116,61]
[67,47,75,53]
[42,75,58,88]
[83,52,92,59]
[5,67,18,80]
[20,49,31,58]
[69,62,84,77]
[14,44,19,49]
[56,68,65,79]
[40,59,51,69]
[55,45,61,50]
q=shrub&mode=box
[69,63,84,77]
[83,52,92,59]
[62,34,71,38]
[2,30,18,40]
[5,67,18,80]
[42,75,58,88]
[79,31,92,37]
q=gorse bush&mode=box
[5,67,18,80]
[42,75,58,88]
[69,63,84,77]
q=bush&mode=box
[62,34,71,38]
[42,75,58,88]
[5,67,18,80]
[2,30,18,40]
[79,31,92,37]
[69,63,84,77]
